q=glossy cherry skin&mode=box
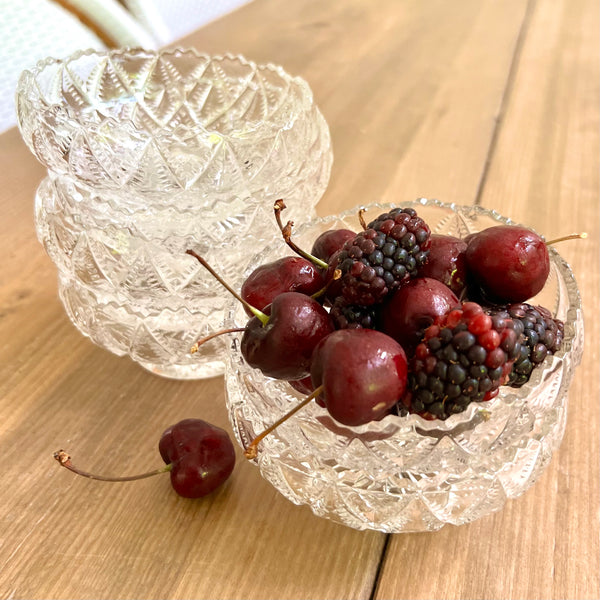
[380,277,460,356]
[241,292,335,380]
[240,256,325,316]
[465,225,550,302]
[310,329,408,426]
[159,419,236,499]
[311,228,356,263]
[419,234,468,295]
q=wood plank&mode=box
[0,1,531,598]
[376,0,600,598]
[175,0,529,215]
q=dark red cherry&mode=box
[158,419,236,499]
[310,329,408,426]
[241,291,335,380]
[465,225,550,302]
[419,234,468,295]
[380,277,459,356]
[288,375,315,395]
[311,228,356,263]
[240,256,325,316]
[288,375,325,407]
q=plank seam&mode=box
[368,533,392,600]
[474,0,538,206]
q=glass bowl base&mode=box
[138,358,225,380]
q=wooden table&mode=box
[0,0,598,598]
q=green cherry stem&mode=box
[311,268,341,300]
[244,384,324,460]
[273,200,329,269]
[53,450,171,482]
[186,249,269,326]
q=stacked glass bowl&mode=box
[225,199,584,532]
[16,48,332,378]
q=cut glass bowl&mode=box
[16,48,332,221]
[225,199,584,532]
[16,48,332,379]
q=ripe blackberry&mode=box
[330,297,379,330]
[335,207,431,306]
[486,303,564,387]
[403,301,521,420]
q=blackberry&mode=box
[403,301,521,420]
[486,303,564,387]
[330,297,379,330]
[335,207,431,306]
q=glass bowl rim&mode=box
[16,46,317,142]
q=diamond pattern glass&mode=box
[225,199,584,532]
[16,48,332,378]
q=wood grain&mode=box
[173,0,529,214]
[0,0,597,598]
[375,0,600,598]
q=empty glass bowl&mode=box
[16,48,332,378]
[225,198,584,532]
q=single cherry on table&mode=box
[54,418,236,498]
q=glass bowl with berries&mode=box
[218,198,584,533]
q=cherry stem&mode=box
[311,268,342,300]
[53,450,171,482]
[191,327,246,353]
[273,200,328,269]
[244,384,324,460]
[545,232,588,245]
[186,249,269,326]
[358,207,368,230]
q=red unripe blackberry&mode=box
[485,303,564,387]
[334,207,431,306]
[403,301,520,420]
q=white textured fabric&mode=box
[0,0,159,133]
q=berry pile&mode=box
[215,202,568,448]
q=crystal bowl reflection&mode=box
[225,199,584,532]
[17,48,332,378]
